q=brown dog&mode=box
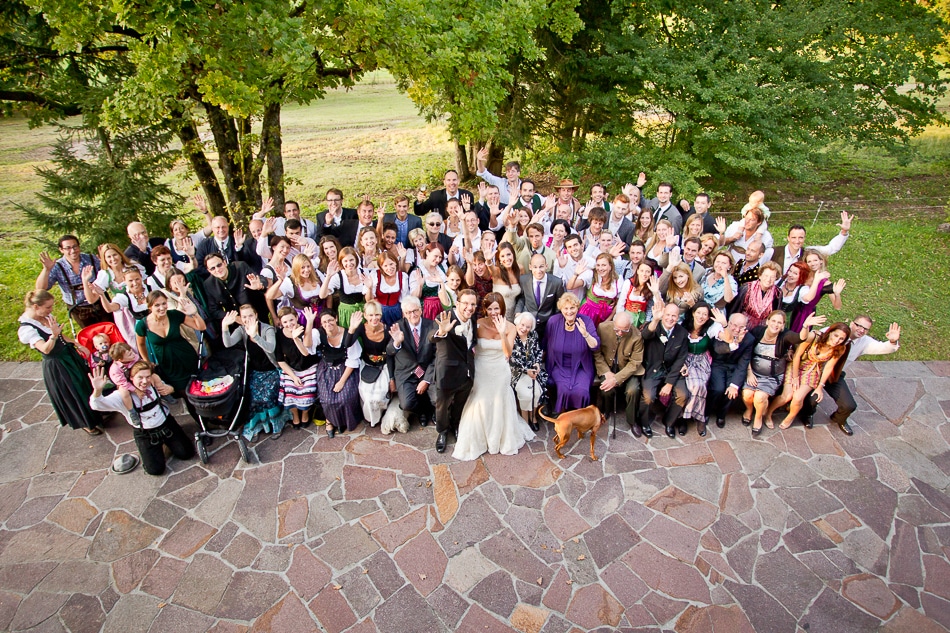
[537,405,606,461]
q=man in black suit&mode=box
[202,253,268,334]
[414,169,473,219]
[431,289,479,453]
[387,297,437,427]
[640,300,689,438]
[382,195,423,247]
[515,254,565,342]
[328,199,376,249]
[194,216,254,274]
[707,312,755,431]
[125,222,167,275]
[315,188,358,241]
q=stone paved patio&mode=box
[0,359,949,632]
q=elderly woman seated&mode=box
[510,312,548,431]
[545,293,600,414]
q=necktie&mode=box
[535,281,542,306]
[412,327,425,377]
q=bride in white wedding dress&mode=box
[453,293,536,461]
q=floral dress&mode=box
[510,331,548,410]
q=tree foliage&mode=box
[396,0,948,195]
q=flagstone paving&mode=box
[0,359,948,632]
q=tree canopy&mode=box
[2,0,947,236]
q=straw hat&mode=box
[554,179,579,191]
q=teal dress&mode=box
[135,310,198,391]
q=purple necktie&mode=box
[535,280,542,306]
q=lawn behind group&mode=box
[1,72,948,361]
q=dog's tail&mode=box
[536,407,559,425]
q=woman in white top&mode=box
[93,243,145,296]
[319,246,372,329]
[370,251,419,326]
[83,264,149,345]
[267,253,325,325]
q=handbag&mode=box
[360,364,383,383]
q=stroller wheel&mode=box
[236,436,252,464]
[195,434,209,464]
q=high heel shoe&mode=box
[751,425,763,436]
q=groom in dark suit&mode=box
[515,253,565,343]
[431,289,479,453]
[387,297,437,427]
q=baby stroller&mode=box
[75,322,124,370]
[186,345,252,464]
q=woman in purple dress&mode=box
[545,293,600,413]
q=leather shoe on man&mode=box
[642,425,653,438]
[419,413,430,428]
[436,432,448,453]
[665,425,676,438]
[716,417,726,429]
[837,421,854,436]
[631,423,642,438]
[529,421,540,432]
[803,414,814,429]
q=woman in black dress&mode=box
[17,290,102,434]
[273,306,319,429]
[344,301,394,428]
[303,307,362,437]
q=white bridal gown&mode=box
[452,337,536,461]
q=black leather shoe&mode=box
[631,423,642,438]
[665,425,675,438]
[419,413,429,428]
[677,420,687,436]
[716,417,726,429]
[804,415,814,429]
[529,421,540,432]
[642,425,653,438]
[697,418,707,437]
[326,426,336,439]
[436,432,447,453]
[837,421,854,436]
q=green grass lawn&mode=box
[1,72,948,361]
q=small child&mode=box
[108,342,174,427]
[90,333,113,370]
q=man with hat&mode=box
[546,178,582,225]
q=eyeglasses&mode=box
[208,263,224,271]
[853,322,871,331]
[61,244,80,251]
[326,198,342,203]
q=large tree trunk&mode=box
[454,142,473,181]
[173,112,228,217]
[260,102,285,212]
[203,102,249,225]
[486,143,506,178]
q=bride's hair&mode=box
[481,291,505,316]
